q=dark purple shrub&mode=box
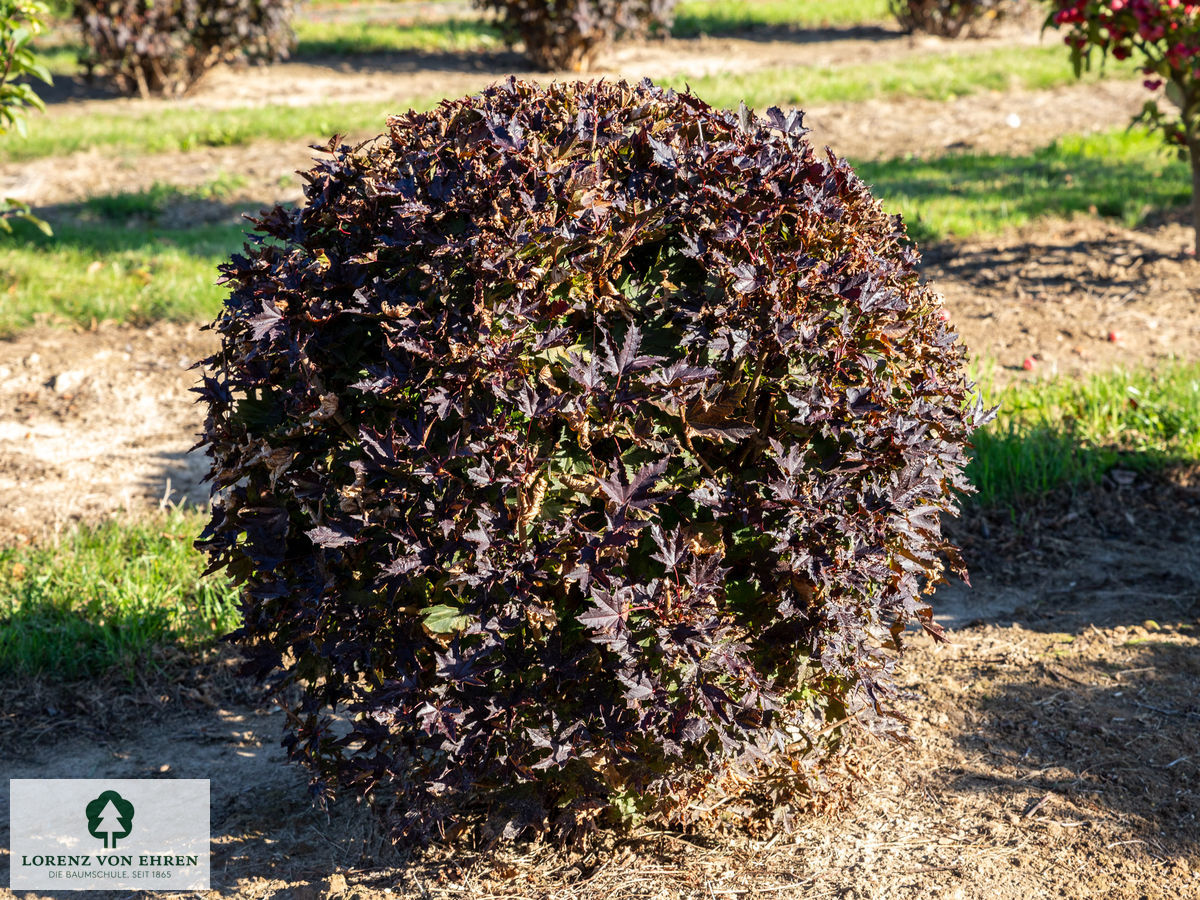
[474,0,675,70]
[889,0,1023,37]
[76,0,294,97]
[197,77,986,840]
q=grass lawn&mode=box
[0,98,443,163]
[666,44,1138,110]
[0,216,244,334]
[857,129,1191,243]
[2,127,1188,331]
[673,0,891,35]
[968,363,1200,506]
[38,0,894,62]
[0,509,239,679]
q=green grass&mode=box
[298,0,894,41]
[858,129,1192,243]
[0,510,239,679]
[0,96,443,163]
[299,0,893,19]
[2,125,1192,331]
[29,43,75,75]
[665,44,1138,111]
[33,23,502,73]
[35,0,892,69]
[673,0,892,35]
[968,364,1200,506]
[0,217,245,333]
[293,17,503,56]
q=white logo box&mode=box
[9,779,209,890]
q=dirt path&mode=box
[33,22,1035,111]
[925,217,1200,377]
[2,16,1155,210]
[0,321,212,547]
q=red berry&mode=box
[1022,357,1035,371]
[1108,330,1120,343]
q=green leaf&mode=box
[421,604,471,634]
[19,212,52,236]
[24,62,52,86]
[1165,81,1186,111]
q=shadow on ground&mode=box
[945,636,1200,860]
[938,469,1200,632]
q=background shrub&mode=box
[76,0,295,97]
[473,0,675,70]
[889,0,1021,37]
[198,77,986,839]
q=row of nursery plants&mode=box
[11,0,1200,249]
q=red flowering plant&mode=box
[1045,0,1200,254]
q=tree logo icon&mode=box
[85,790,134,849]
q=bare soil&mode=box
[927,217,1200,378]
[0,321,212,547]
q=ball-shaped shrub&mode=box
[475,0,675,70]
[198,78,985,839]
[889,0,1022,37]
[77,0,294,97]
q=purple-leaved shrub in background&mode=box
[197,78,987,841]
[76,0,294,97]
[889,0,1023,36]
[474,0,675,70]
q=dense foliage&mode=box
[198,77,985,839]
[0,0,51,233]
[76,0,295,97]
[890,0,1021,36]
[473,0,675,69]
[1045,0,1200,255]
